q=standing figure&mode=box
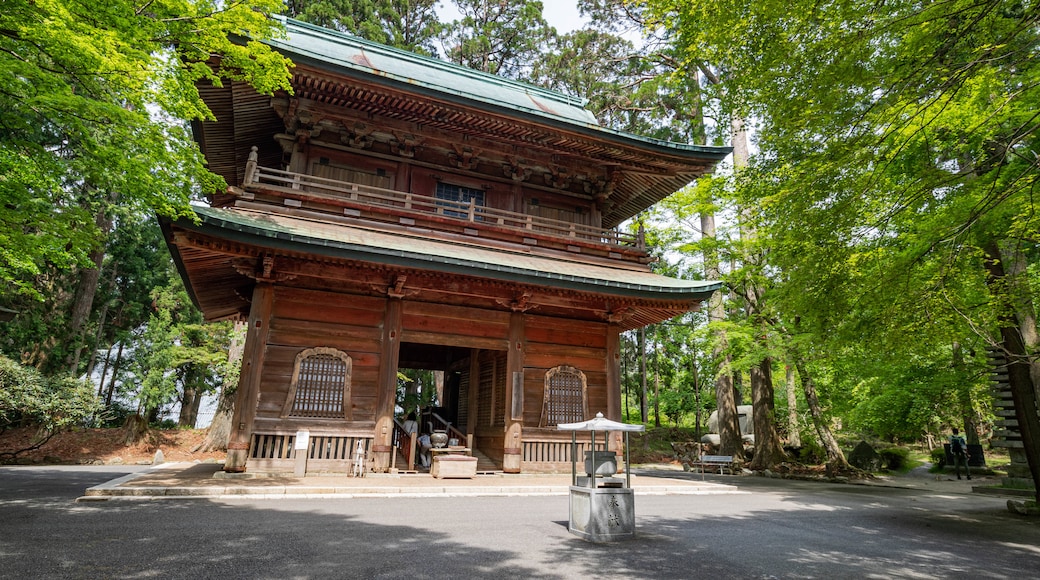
[949,427,971,480]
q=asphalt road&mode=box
[1,466,1038,579]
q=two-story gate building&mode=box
[161,17,729,475]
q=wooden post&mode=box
[503,311,526,473]
[606,323,623,460]
[372,297,403,472]
[467,349,480,438]
[224,282,274,472]
[243,146,258,188]
[606,323,622,422]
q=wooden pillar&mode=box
[503,311,526,473]
[372,297,403,472]
[606,323,622,422]
[466,349,480,437]
[606,323,623,457]
[224,282,274,472]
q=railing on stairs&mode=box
[392,418,418,471]
[426,412,472,450]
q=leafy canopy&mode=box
[0,0,292,298]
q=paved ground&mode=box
[77,460,1010,500]
[1,464,1037,579]
[80,462,746,499]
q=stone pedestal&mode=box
[568,485,635,542]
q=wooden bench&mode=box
[692,455,735,478]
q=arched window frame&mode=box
[539,365,588,427]
[281,347,352,420]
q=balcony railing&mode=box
[241,152,644,252]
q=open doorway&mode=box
[395,342,504,472]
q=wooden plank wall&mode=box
[401,302,511,349]
[523,314,609,431]
[257,287,386,425]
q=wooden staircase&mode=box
[470,448,500,474]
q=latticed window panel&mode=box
[282,348,352,419]
[541,366,588,427]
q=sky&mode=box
[436,2,588,33]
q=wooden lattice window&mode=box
[281,347,352,419]
[540,365,588,427]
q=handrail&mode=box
[428,412,467,446]
[392,418,417,471]
[242,162,643,249]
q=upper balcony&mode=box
[230,150,652,265]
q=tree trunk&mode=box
[983,242,1040,504]
[653,328,661,428]
[1002,242,1040,403]
[178,385,199,428]
[693,356,702,438]
[96,344,112,398]
[639,326,648,424]
[952,342,980,446]
[66,194,116,376]
[749,358,786,470]
[786,364,801,448]
[702,207,742,458]
[105,341,124,407]
[65,247,105,376]
[793,358,849,472]
[194,321,246,453]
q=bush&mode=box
[878,446,910,471]
[796,437,828,464]
[94,401,138,428]
[930,447,947,468]
[0,355,100,432]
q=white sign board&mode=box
[294,430,310,450]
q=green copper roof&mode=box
[268,16,729,160]
[271,16,596,126]
[185,206,721,301]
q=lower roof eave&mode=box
[161,208,722,312]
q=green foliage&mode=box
[930,447,948,469]
[441,0,553,79]
[795,436,827,465]
[0,355,100,432]
[124,269,230,418]
[877,447,911,471]
[0,0,292,300]
[286,0,441,55]
[0,217,173,376]
[396,369,439,418]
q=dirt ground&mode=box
[0,427,227,465]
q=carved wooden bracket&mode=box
[496,292,536,312]
[390,132,420,158]
[449,145,481,170]
[231,256,298,283]
[384,275,417,299]
[543,166,571,189]
[605,306,635,324]
[341,122,374,149]
[502,158,531,182]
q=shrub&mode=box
[878,446,910,471]
[796,437,828,464]
[930,447,947,468]
[0,355,100,432]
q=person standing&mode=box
[949,427,971,480]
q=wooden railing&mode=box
[241,151,643,251]
[248,431,372,472]
[392,418,417,471]
[523,439,607,464]
[427,412,471,449]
